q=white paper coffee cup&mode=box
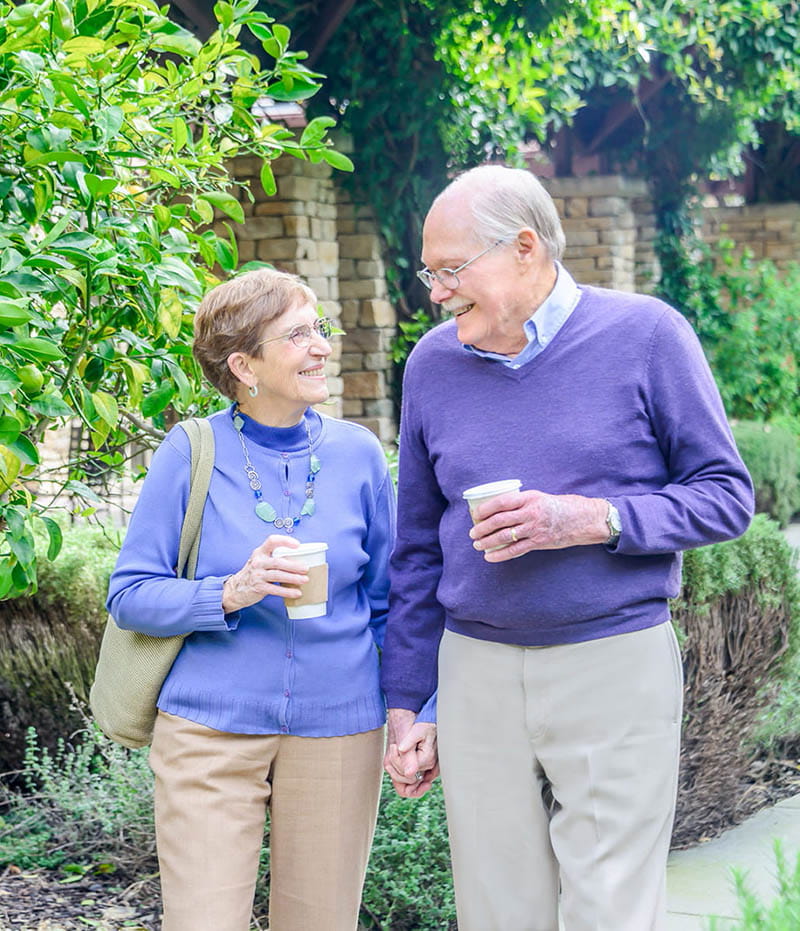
[273,542,329,619]
[462,480,522,552]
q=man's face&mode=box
[420,197,532,356]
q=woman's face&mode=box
[244,301,332,425]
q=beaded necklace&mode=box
[232,406,321,532]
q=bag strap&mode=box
[176,418,215,580]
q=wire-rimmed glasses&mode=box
[416,240,508,291]
[259,317,334,349]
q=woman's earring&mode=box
[248,384,259,398]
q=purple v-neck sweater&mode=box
[381,286,754,712]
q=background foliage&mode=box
[0,0,349,597]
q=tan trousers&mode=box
[438,623,683,931]
[149,711,384,931]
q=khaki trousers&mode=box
[438,623,683,931]
[149,711,384,931]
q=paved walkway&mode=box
[666,521,800,929]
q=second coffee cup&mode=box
[273,542,329,618]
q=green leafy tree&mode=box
[0,0,350,597]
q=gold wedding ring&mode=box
[510,527,519,543]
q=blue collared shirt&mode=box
[464,262,581,369]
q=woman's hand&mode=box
[222,535,309,613]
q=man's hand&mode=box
[384,708,439,798]
[469,489,609,562]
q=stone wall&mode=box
[543,176,654,293]
[700,201,800,272]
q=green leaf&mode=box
[273,23,290,49]
[172,116,189,152]
[268,74,320,102]
[12,338,64,362]
[91,389,118,428]
[0,363,21,393]
[0,417,22,445]
[141,383,175,417]
[0,445,21,493]
[322,149,354,172]
[198,191,244,224]
[95,106,125,142]
[64,478,103,504]
[30,392,73,417]
[84,173,118,198]
[260,160,277,196]
[24,150,88,168]
[0,300,33,327]
[7,434,39,466]
[153,204,172,230]
[192,197,215,225]
[62,36,106,54]
[152,29,201,57]
[300,116,336,147]
[40,516,63,561]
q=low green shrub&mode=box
[708,842,800,930]
[360,777,455,931]
[733,421,800,528]
[0,726,155,876]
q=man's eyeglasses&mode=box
[259,317,334,350]
[416,240,508,291]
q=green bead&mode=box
[255,501,277,522]
[300,499,315,517]
[310,454,321,474]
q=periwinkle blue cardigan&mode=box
[381,286,755,713]
[107,407,400,737]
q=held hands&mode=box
[222,535,309,613]
[384,708,439,798]
[469,489,609,562]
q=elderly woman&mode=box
[106,268,432,931]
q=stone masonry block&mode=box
[341,353,365,373]
[341,300,360,329]
[565,198,589,219]
[364,351,389,371]
[343,329,383,352]
[283,216,310,238]
[360,299,396,328]
[348,416,396,444]
[342,399,365,417]
[339,235,382,260]
[356,260,385,278]
[278,176,320,202]
[238,217,284,240]
[364,399,394,418]
[589,197,629,218]
[343,371,385,399]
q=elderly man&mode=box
[380,165,754,931]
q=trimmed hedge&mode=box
[733,420,800,528]
[671,514,800,845]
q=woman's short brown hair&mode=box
[193,267,317,399]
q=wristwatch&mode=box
[604,500,622,546]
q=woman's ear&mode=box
[227,351,255,391]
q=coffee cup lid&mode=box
[462,480,522,500]
[274,542,329,558]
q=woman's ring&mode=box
[510,526,519,543]
[415,771,424,781]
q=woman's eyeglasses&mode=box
[259,317,334,350]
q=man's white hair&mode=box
[435,164,566,262]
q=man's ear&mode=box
[515,227,540,264]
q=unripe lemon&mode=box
[17,363,45,395]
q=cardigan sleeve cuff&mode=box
[191,577,241,631]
